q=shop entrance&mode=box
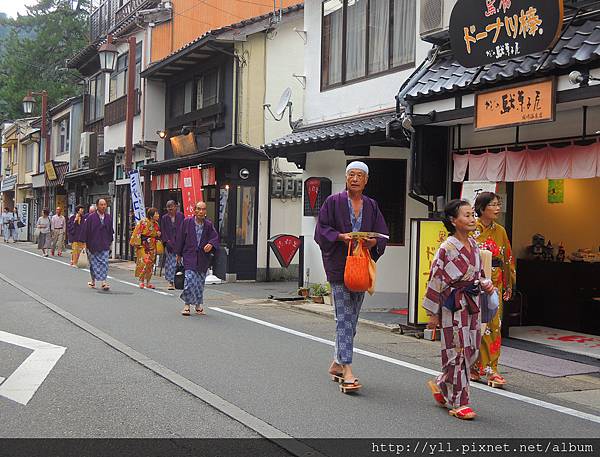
[218,162,259,280]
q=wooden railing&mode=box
[90,0,159,42]
[104,89,141,127]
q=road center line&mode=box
[209,306,600,425]
[0,271,320,457]
[0,244,174,297]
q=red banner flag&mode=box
[305,178,321,210]
[180,168,203,217]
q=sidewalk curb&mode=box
[279,299,403,333]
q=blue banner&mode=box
[129,170,146,223]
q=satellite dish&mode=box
[275,87,292,117]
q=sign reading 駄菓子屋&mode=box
[449,0,564,68]
[475,77,555,130]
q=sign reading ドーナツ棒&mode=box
[475,77,555,130]
[449,0,564,68]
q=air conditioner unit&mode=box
[79,132,94,160]
[420,0,457,43]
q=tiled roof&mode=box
[405,19,600,102]
[263,112,399,151]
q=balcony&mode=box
[104,89,142,127]
[90,0,160,42]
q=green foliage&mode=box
[310,283,329,297]
[0,1,90,119]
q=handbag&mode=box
[480,286,500,324]
[174,264,185,290]
[344,239,371,292]
[77,249,89,269]
[156,239,165,255]
[17,220,25,228]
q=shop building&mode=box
[264,0,431,306]
[142,5,305,281]
[401,2,600,338]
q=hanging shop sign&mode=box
[408,219,449,326]
[268,234,301,268]
[449,0,564,68]
[1,175,17,192]
[170,132,197,157]
[44,161,58,181]
[475,78,555,130]
[179,168,203,217]
[303,177,332,217]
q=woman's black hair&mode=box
[75,205,85,213]
[474,191,500,217]
[42,208,49,216]
[146,207,158,219]
[443,199,472,235]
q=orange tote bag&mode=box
[344,239,371,292]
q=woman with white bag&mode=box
[36,209,52,256]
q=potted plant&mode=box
[298,286,310,298]
[310,283,328,304]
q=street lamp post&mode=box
[100,34,138,260]
[23,90,50,207]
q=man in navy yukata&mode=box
[315,161,388,391]
[82,198,114,291]
[160,200,185,290]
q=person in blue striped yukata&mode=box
[175,201,219,316]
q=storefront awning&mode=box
[401,19,600,104]
[453,141,600,182]
[143,144,269,172]
[64,161,113,182]
[262,112,406,157]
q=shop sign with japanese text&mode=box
[449,0,564,68]
[44,161,57,181]
[475,78,555,130]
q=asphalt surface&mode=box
[1,242,600,445]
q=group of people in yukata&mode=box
[315,161,514,420]
[127,199,219,315]
[21,159,516,421]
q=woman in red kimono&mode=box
[423,199,493,420]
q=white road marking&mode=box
[0,244,174,297]
[0,376,5,384]
[210,306,600,425]
[0,331,66,405]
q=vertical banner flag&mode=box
[129,170,146,224]
[180,168,204,217]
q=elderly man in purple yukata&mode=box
[82,198,114,291]
[314,161,388,392]
[175,201,220,316]
[161,200,185,290]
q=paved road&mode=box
[1,243,599,449]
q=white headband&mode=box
[346,161,369,175]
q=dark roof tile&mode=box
[405,19,600,101]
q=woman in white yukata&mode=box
[423,199,493,420]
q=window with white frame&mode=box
[196,69,219,109]
[57,116,70,154]
[321,0,416,89]
[25,143,35,172]
[88,73,105,122]
[109,42,142,101]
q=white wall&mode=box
[301,147,429,293]
[256,11,305,273]
[144,79,166,161]
[104,30,145,152]
[303,0,431,125]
